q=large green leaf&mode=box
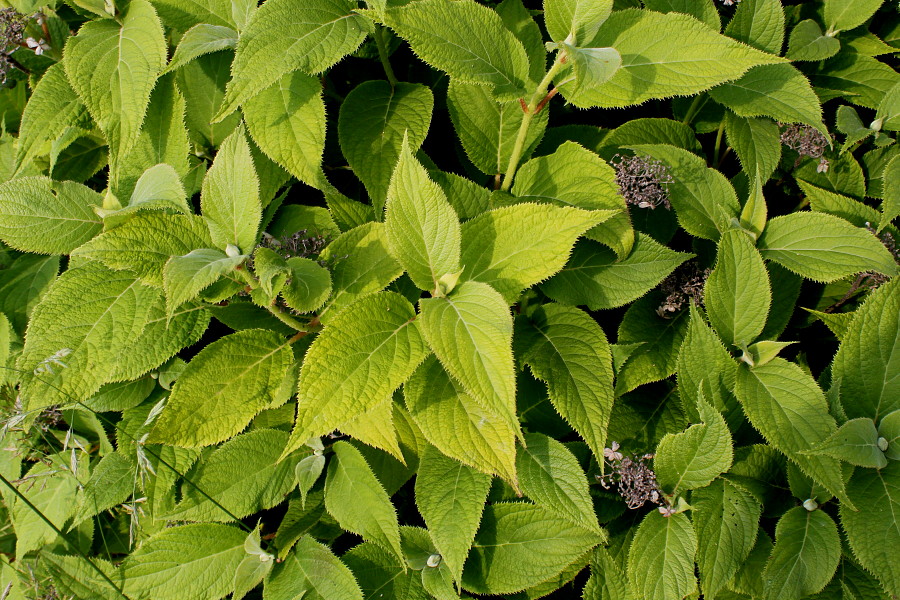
[0,177,102,255]
[18,263,157,409]
[723,0,785,54]
[461,502,601,595]
[723,113,782,182]
[460,204,610,304]
[200,127,261,253]
[148,329,294,447]
[419,281,518,436]
[544,0,612,44]
[63,0,167,156]
[693,479,761,600]
[734,359,851,505]
[404,356,518,483]
[840,461,900,598]
[381,0,531,101]
[284,291,427,456]
[785,19,840,62]
[557,9,784,108]
[541,235,692,310]
[215,0,367,119]
[339,81,434,209]
[244,71,326,190]
[415,445,491,582]
[805,418,888,469]
[163,248,244,317]
[10,454,80,560]
[73,451,135,527]
[265,536,364,600]
[762,507,841,600]
[0,254,59,335]
[516,432,601,533]
[122,523,246,600]
[164,24,239,73]
[385,136,460,292]
[627,511,697,600]
[831,279,900,421]
[758,212,899,282]
[326,441,403,565]
[676,305,739,422]
[514,304,614,462]
[824,0,884,34]
[42,554,124,600]
[704,228,771,347]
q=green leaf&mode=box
[724,114,782,183]
[512,141,632,259]
[318,222,403,321]
[63,0,167,156]
[517,432,601,533]
[122,523,246,600]
[840,461,900,597]
[326,440,403,564]
[15,63,86,173]
[339,81,434,209]
[644,0,719,31]
[879,154,900,232]
[542,235,692,310]
[805,418,888,469]
[815,52,900,110]
[244,70,327,190]
[879,410,900,461]
[148,0,243,30]
[233,554,273,600]
[201,127,261,253]
[705,228,771,347]
[71,213,212,287]
[876,82,900,132]
[758,212,899,282]
[832,279,900,421]
[11,455,79,560]
[446,80,548,177]
[295,454,325,508]
[785,19,840,62]
[557,9,785,109]
[284,292,428,455]
[655,397,733,495]
[163,248,244,316]
[419,281,519,437]
[628,144,741,241]
[583,547,630,600]
[678,308,740,425]
[561,45,622,95]
[164,24,238,73]
[709,64,827,136]
[343,538,426,600]
[0,253,58,336]
[73,451,135,526]
[461,502,601,595]
[824,0,884,34]
[385,136,461,292]
[177,52,240,150]
[148,329,294,447]
[0,177,102,255]
[339,398,403,461]
[42,554,124,600]
[514,303,614,463]
[459,203,610,304]
[762,507,841,600]
[723,0,784,54]
[18,263,157,410]
[404,356,518,483]
[381,0,530,101]
[266,536,364,600]
[281,257,332,314]
[627,511,697,600]
[734,359,851,506]
[415,445,491,582]
[544,0,612,44]
[216,0,367,119]
[693,479,761,600]
[123,163,190,215]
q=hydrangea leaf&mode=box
[785,19,840,62]
[758,212,899,282]
[343,539,426,600]
[164,24,238,73]
[404,356,518,484]
[381,0,531,101]
[42,554,124,600]
[734,358,852,506]
[284,292,428,457]
[11,455,81,560]
[804,417,888,468]
[831,279,900,421]
[0,254,59,335]
[824,0,885,34]
[339,397,403,461]
[724,113,782,183]
[643,0,718,31]
[414,445,491,582]
[162,248,244,317]
[814,52,900,110]
[627,511,697,600]
[122,163,190,215]
[879,154,900,232]
[384,136,461,292]
[544,0,612,44]
[0,177,102,255]
[762,507,841,600]
[265,536,364,600]
[244,70,327,191]
[281,257,332,314]
[339,81,434,210]
[723,0,784,54]
[148,329,294,447]
[557,9,785,109]
[72,451,136,527]
[461,502,601,595]
[121,523,246,600]
[325,441,404,565]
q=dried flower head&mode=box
[597,442,666,510]
[0,8,27,51]
[257,230,333,265]
[656,261,711,318]
[780,123,830,172]
[718,0,740,5]
[612,154,674,210]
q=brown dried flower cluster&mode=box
[597,442,666,510]
[780,123,830,173]
[656,261,711,318]
[612,154,674,210]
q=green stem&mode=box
[499,54,568,192]
[374,26,398,87]
[713,118,726,168]
[682,94,705,126]
[233,265,313,333]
